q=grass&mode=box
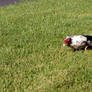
[0,0,92,91]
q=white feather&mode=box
[70,35,87,49]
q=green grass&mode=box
[0,0,92,91]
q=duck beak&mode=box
[63,44,65,47]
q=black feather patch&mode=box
[83,35,92,42]
[68,38,72,46]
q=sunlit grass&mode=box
[0,0,92,91]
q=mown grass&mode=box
[0,0,92,91]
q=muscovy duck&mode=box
[63,35,92,51]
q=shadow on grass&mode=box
[87,46,92,50]
[70,46,92,52]
[79,46,92,51]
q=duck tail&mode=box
[84,35,92,42]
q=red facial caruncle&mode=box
[63,38,70,46]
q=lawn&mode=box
[0,0,92,91]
